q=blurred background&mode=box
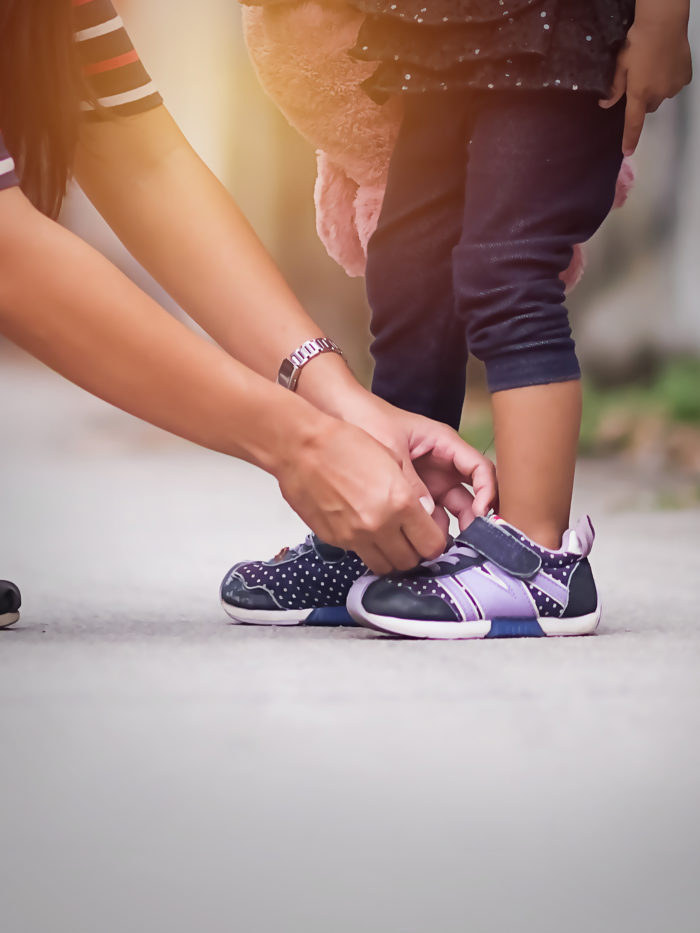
[2,9,699,931]
[55,0,700,501]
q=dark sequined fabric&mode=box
[347,0,635,101]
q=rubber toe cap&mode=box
[362,578,458,622]
[0,580,21,615]
[220,571,278,611]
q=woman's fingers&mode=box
[398,497,448,563]
[451,446,498,516]
[400,454,436,517]
[278,417,447,573]
[357,495,443,572]
[466,458,498,516]
[440,484,476,531]
[356,543,393,577]
[376,529,423,573]
[430,503,451,537]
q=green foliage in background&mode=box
[460,358,700,462]
[579,357,700,453]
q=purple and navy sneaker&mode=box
[220,535,366,626]
[0,579,21,629]
[347,515,600,639]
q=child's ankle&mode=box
[500,514,567,550]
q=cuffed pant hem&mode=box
[485,348,581,394]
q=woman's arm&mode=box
[74,106,348,387]
[0,186,447,573]
[74,106,497,524]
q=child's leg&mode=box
[491,381,582,548]
[366,94,474,430]
[454,91,625,547]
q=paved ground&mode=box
[1,353,699,933]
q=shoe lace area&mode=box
[420,538,480,574]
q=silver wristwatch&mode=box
[277,337,344,391]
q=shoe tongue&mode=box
[312,536,348,561]
[563,516,595,556]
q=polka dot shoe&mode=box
[347,515,601,639]
[0,579,21,629]
[220,535,367,626]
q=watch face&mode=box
[278,358,296,388]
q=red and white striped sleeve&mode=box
[0,2,163,193]
[73,0,163,118]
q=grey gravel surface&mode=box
[1,355,699,933]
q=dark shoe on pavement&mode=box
[347,515,600,639]
[0,580,21,628]
[221,535,366,626]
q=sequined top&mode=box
[348,0,635,102]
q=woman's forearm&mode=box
[0,187,324,472]
[74,107,365,414]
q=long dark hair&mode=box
[0,0,90,218]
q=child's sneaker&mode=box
[220,535,366,626]
[0,580,21,629]
[347,515,600,639]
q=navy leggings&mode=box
[366,90,626,429]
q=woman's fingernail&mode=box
[420,495,435,514]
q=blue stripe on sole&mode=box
[486,618,545,638]
[305,606,356,626]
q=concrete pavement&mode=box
[1,354,699,933]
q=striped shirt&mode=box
[0,0,163,192]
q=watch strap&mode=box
[277,337,344,391]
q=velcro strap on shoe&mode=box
[458,518,542,579]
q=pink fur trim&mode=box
[354,184,386,258]
[315,152,366,277]
[561,244,587,292]
[614,157,635,208]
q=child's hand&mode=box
[600,0,692,156]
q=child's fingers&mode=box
[622,94,646,155]
[599,59,627,109]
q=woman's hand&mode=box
[600,0,692,155]
[275,416,447,575]
[324,389,498,535]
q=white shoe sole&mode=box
[0,611,19,629]
[220,599,355,627]
[347,578,601,640]
[221,599,312,626]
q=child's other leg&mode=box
[454,91,625,547]
[366,94,472,430]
